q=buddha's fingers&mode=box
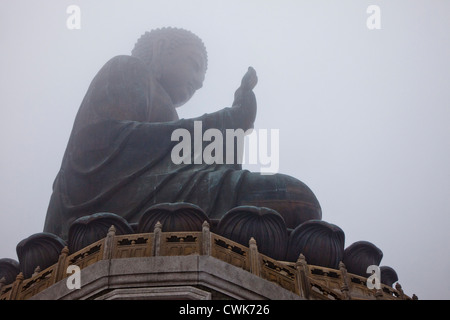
[241,66,258,91]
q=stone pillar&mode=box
[202,221,211,256]
[395,282,405,300]
[32,266,41,277]
[295,254,311,299]
[339,261,351,300]
[249,237,260,277]
[375,288,384,300]
[10,272,24,300]
[103,225,116,260]
[54,246,69,284]
[153,221,162,257]
[0,277,5,292]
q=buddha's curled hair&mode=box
[131,27,208,70]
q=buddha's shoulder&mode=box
[93,55,150,82]
[104,54,145,65]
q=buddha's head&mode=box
[131,27,208,107]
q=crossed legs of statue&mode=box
[235,173,322,231]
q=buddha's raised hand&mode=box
[232,67,257,122]
[240,66,258,91]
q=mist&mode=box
[1,0,449,299]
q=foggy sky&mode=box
[1,0,449,299]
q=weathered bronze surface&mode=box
[137,202,209,233]
[16,233,66,279]
[68,212,134,253]
[216,206,288,260]
[0,258,20,285]
[43,27,321,241]
[286,220,345,268]
[343,241,383,277]
[380,266,399,287]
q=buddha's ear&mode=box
[152,38,167,59]
[149,38,168,79]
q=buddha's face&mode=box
[158,44,207,107]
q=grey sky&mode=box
[1,0,449,299]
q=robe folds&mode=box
[44,55,321,240]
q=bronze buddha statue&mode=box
[0,28,402,288]
[44,27,322,245]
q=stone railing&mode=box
[0,221,413,300]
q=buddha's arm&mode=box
[72,55,151,134]
[181,67,258,133]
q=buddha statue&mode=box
[43,27,322,242]
[0,28,403,287]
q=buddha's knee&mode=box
[237,172,322,229]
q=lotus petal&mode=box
[68,212,134,253]
[216,206,288,260]
[380,266,398,287]
[343,241,383,277]
[137,202,209,233]
[286,220,345,268]
[0,258,20,285]
[16,233,66,278]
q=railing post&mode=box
[0,277,6,292]
[202,221,211,256]
[10,272,24,300]
[375,288,384,300]
[103,225,116,260]
[339,261,351,300]
[249,237,260,277]
[32,266,41,278]
[395,283,406,300]
[54,246,69,284]
[295,254,311,299]
[153,221,162,257]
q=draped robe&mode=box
[44,55,321,240]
